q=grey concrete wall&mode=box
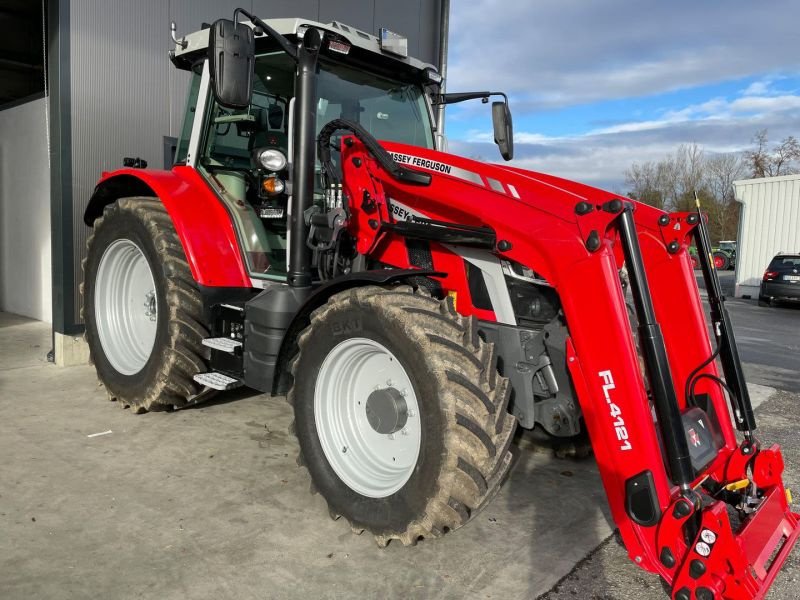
[65,0,442,325]
[0,97,52,322]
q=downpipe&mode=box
[287,28,322,288]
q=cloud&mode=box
[447,0,800,109]
[451,101,800,191]
[443,1,800,190]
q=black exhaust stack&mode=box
[287,28,322,288]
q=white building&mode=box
[733,174,800,298]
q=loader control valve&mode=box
[365,388,409,435]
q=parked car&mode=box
[759,253,800,307]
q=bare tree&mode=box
[624,161,666,209]
[745,129,800,177]
[704,152,745,240]
[624,144,745,242]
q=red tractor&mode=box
[82,10,798,599]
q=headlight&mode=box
[506,279,560,325]
[257,148,287,172]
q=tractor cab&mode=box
[170,18,441,283]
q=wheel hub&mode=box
[314,337,422,498]
[143,290,157,320]
[94,238,158,375]
[366,387,408,435]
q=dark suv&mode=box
[759,253,800,307]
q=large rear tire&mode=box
[82,197,208,412]
[288,286,517,546]
[712,251,730,271]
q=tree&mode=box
[745,129,800,178]
[623,144,742,242]
[705,153,745,241]
[624,161,666,209]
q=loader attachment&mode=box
[333,132,798,598]
[570,201,800,600]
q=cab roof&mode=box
[172,17,436,74]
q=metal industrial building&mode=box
[0,0,446,364]
[733,174,800,298]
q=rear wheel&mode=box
[82,197,208,412]
[289,286,517,546]
[712,252,730,270]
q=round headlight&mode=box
[257,148,287,172]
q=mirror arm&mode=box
[432,91,508,106]
[234,7,298,62]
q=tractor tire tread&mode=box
[82,196,208,412]
[287,285,516,547]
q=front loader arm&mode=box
[336,135,799,599]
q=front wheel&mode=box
[288,286,516,546]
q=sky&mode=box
[443,0,800,192]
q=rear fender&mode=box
[85,167,250,288]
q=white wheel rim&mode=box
[314,337,422,498]
[94,239,158,375]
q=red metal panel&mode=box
[95,167,250,288]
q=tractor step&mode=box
[193,371,243,391]
[202,337,243,353]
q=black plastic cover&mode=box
[681,406,723,473]
[243,286,308,392]
[625,470,661,527]
[208,19,255,109]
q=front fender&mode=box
[85,167,251,288]
[271,269,443,395]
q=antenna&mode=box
[171,21,188,49]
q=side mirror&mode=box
[208,19,255,109]
[492,101,514,161]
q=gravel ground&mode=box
[539,389,800,600]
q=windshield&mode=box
[315,59,434,148]
[196,52,433,281]
[769,256,800,268]
[202,53,433,169]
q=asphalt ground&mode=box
[697,271,799,392]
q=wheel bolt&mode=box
[408,409,416,418]
[341,446,347,453]
[387,434,394,440]
[401,428,408,436]
[386,379,393,387]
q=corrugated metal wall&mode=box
[68,0,442,324]
[733,174,800,297]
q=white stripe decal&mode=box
[487,178,505,193]
[444,244,516,325]
[508,184,520,199]
[389,152,484,185]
